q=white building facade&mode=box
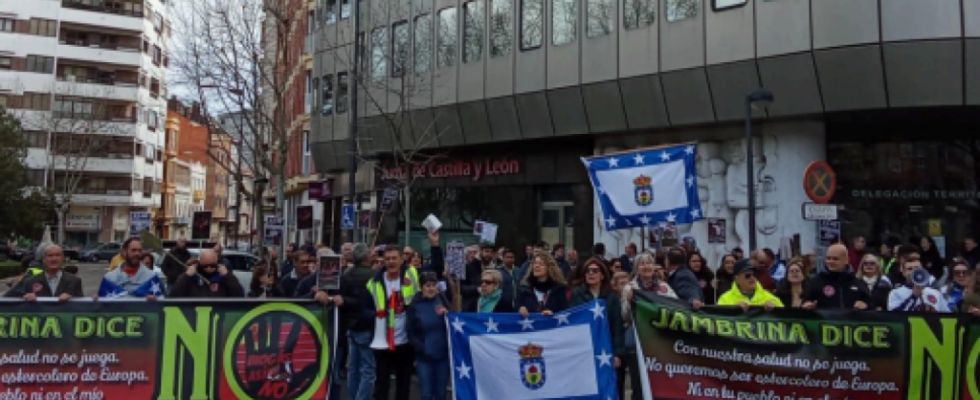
[0,0,170,246]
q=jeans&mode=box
[347,331,376,400]
[415,358,449,400]
[374,344,414,400]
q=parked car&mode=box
[155,248,259,297]
[80,242,122,262]
[0,244,24,262]
[62,247,81,261]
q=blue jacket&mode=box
[407,292,450,362]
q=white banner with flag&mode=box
[449,300,618,400]
[582,143,704,231]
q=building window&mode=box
[302,131,311,175]
[23,131,47,148]
[552,0,577,45]
[0,57,11,70]
[463,1,484,64]
[713,0,747,10]
[666,0,699,22]
[0,96,6,109]
[587,0,612,38]
[26,55,54,74]
[520,0,542,50]
[23,92,51,110]
[326,0,337,23]
[370,27,387,81]
[414,14,433,73]
[29,19,57,37]
[0,18,13,32]
[490,0,513,58]
[322,74,334,115]
[305,71,312,114]
[341,0,351,19]
[356,32,366,73]
[337,72,348,114]
[624,0,656,29]
[392,20,408,77]
[312,76,320,112]
[437,7,457,68]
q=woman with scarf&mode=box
[407,274,450,400]
[620,253,675,400]
[854,254,892,310]
[248,262,284,298]
[517,253,569,317]
[570,258,624,374]
[476,270,514,313]
[688,251,715,305]
[943,258,971,311]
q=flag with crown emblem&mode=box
[582,143,703,231]
[449,300,618,399]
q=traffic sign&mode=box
[803,161,837,204]
[802,202,838,221]
[341,204,355,229]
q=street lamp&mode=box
[745,89,774,253]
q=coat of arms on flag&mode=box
[518,342,545,390]
[449,301,618,400]
[582,142,703,230]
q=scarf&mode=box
[478,288,502,313]
[529,277,555,293]
[862,275,878,291]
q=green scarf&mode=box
[478,289,502,313]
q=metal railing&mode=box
[61,1,144,18]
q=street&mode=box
[69,262,112,296]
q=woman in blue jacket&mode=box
[407,274,450,400]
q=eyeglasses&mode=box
[480,280,496,285]
[740,272,756,279]
[861,261,878,267]
[953,270,970,277]
[586,267,602,275]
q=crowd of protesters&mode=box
[4,231,980,400]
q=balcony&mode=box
[57,43,142,67]
[59,5,145,33]
[54,79,139,102]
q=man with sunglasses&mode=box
[717,259,782,310]
[168,249,244,298]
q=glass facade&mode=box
[828,117,980,260]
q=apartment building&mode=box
[263,0,325,246]
[0,0,171,246]
[162,98,232,241]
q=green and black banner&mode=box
[0,300,334,400]
[633,291,980,400]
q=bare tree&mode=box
[171,0,300,255]
[323,0,453,242]
[15,83,129,244]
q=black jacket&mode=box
[667,265,703,303]
[863,276,893,311]
[516,279,569,314]
[692,267,715,305]
[248,285,285,298]
[169,273,245,298]
[340,263,385,332]
[802,270,870,310]
[161,247,191,285]
[569,287,624,357]
[461,258,495,312]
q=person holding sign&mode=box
[717,259,783,311]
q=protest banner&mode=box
[633,291,979,400]
[0,300,334,400]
